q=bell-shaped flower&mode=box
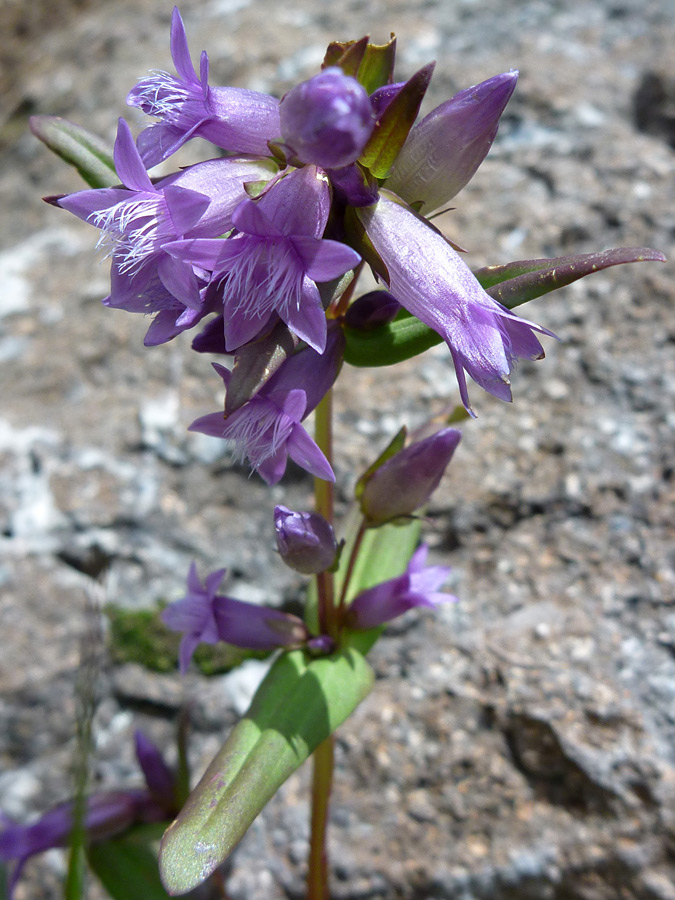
[161,563,309,673]
[0,733,176,899]
[189,322,344,484]
[56,118,277,345]
[347,544,455,629]
[358,193,554,414]
[166,166,360,353]
[274,505,337,574]
[385,71,518,214]
[279,67,374,169]
[360,427,461,524]
[127,6,280,167]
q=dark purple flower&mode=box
[188,323,344,484]
[127,7,280,167]
[385,71,518,213]
[279,67,374,169]
[347,544,455,629]
[358,193,554,414]
[57,118,276,345]
[161,562,309,672]
[360,427,461,524]
[344,290,401,330]
[274,505,337,574]
[0,732,175,899]
[166,166,360,353]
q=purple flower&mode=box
[274,505,337,574]
[347,544,455,629]
[161,563,226,674]
[57,118,276,345]
[344,290,401,330]
[360,427,461,524]
[162,563,309,673]
[385,71,518,214]
[358,193,554,414]
[127,7,280,167]
[279,67,374,168]
[189,323,344,484]
[0,733,175,899]
[166,166,360,353]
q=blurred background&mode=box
[0,0,674,897]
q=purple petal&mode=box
[232,197,282,238]
[162,184,211,235]
[113,119,153,192]
[134,731,175,805]
[170,6,198,83]
[257,166,330,238]
[256,443,290,485]
[287,425,335,482]
[280,277,327,353]
[56,188,131,222]
[291,236,361,282]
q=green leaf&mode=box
[476,246,666,306]
[359,63,434,180]
[159,647,374,895]
[322,37,369,77]
[343,246,666,368]
[30,116,118,189]
[356,36,397,94]
[88,832,173,900]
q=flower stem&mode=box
[307,387,336,900]
[313,388,337,638]
[306,736,334,900]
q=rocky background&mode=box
[1,0,674,897]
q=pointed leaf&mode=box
[88,832,173,900]
[356,36,397,94]
[159,647,374,895]
[30,116,118,188]
[475,247,666,306]
[225,323,298,415]
[343,247,666,368]
[359,63,434,180]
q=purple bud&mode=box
[274,505,337,574]
[345,290,401,331]
[385,71,518,213]
[280,67,374,168]
[360,428,462,524]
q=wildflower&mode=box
[358,192,554,413]
[127,6,280,167]
[189,323,344,484]
[166,166,360,353]
[347,544,455,629]
[161,563,309,673]
[360,427,462,524]
[344,290,401,330]
[56,118,276,345]
[274,506,337,574]
[279,67,374,168]
[385,71,518,213]
[0,733,176,899]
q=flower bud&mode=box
[345,290,401,331]
[274,505,337,574]
[280,67,374,169]
[385,71,518,213]
[360,427,461,524]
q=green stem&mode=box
[306,736,334,900]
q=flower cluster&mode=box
[53,7,551,488]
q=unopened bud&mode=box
[274,505,337,574]
[360,428,461,524]
[280,67,374,169]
